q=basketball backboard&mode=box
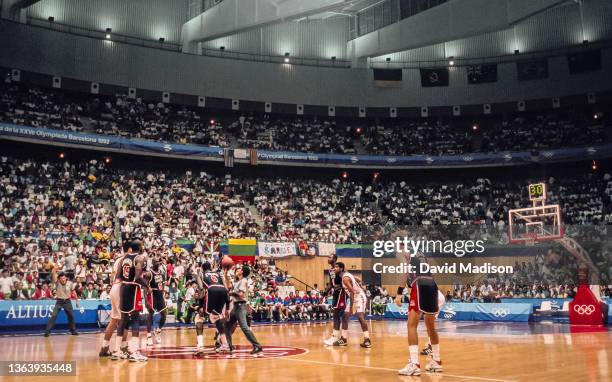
[508,204,563,243]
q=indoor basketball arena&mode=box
[0,0,611,381]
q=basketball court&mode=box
[0,1,611,381]
[1,320,610,381]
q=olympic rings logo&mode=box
[573,304,595,315]
[491,308,510,317]
[441,305,456,319]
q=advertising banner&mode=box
[386,302,532,322]
[440,303,532,322]
[0,300,108,328]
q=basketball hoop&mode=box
[508,183,562,244]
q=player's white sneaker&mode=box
[194,347,205,355]
[146,336,154,347]
[425,359,443,373]
[154,329,162,344]
[111,347,130,360]
[398,362,421,376]
[110,352,123,360]
[323,336,336,346]
[128,351,148,362]
[216,344,230,353]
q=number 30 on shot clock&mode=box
[528,183,546,201]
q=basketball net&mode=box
[523,233,537,246]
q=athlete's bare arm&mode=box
[343,275,355,313]
[112,255,123,284]
[323,282,333,296]
[51,263,58,283]
[134,255,152,294]
[195,268,204,290]
[396,269,411,306]
[395,286,404,307]
[223,270,233,290]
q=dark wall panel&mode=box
[59,77,90,93]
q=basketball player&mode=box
[334,262,371,348]
[116,240,149,362]
[396,253,442,376]
[224,264,263,355]
[194,261,232,355]
[99,250,129,357]
[323,253,345,346]
[145,257,167,346]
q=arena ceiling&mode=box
[9,0,612,67]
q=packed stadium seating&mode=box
[1,152,611,313]
[1,79,607,155]
[1,67,611,319]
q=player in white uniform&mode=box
[99,252,128,357]
[334,262,371,348]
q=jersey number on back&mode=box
[122,265,131,280]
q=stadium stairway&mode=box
[246,202,264,229]
[101,200,122,242]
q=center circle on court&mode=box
[140,345,307,360]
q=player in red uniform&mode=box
[396,254,442,376]
[194,261,231,354]
[116,240,150,362]
[323,254,346,346]
[420,290,447,356]
[144,257,168,346]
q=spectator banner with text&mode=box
[2,123,611,168]
[257,242,299,258]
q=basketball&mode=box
[221,256,235,270]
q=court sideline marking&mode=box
[282,357,519,382]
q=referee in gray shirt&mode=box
[224,264,262,354]
[44,264,80,336]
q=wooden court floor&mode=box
[1,320,610,382]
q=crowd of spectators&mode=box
[236,115,356,154]
[361,113,606,156]
[0,82,84,132]
[361,120,469,155]
[1,152,611,306]
[88,95,229,147]
[1,78,607,155]
[246,178,380,243]
[444,282,611,303]
[442,241,612,303]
